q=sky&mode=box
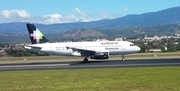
[0,0,180,24]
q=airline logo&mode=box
[30,28,44,43]
[101,42,118,45]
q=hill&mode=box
[0,23,180,43]
[0,6,180,34]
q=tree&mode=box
[177,43,180,51]
[167,43,177,52]
[134,41,146,53]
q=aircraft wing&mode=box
[66,46,96,56]
[25,45,42,50]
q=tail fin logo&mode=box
[30,28,44,43]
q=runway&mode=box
[0,58,180,71]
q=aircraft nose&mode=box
[133,46,140,52]
[136,46,141,52]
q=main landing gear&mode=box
[83,57,88,63]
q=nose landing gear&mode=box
[122,54,125,61]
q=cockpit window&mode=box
[130,44,135,46]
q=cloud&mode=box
[44,14,62,23]
[74,8,120,21]
[0,8,121,24]
[96,12,109,19]
[0,10,31,22]
[74,8,88,17]
[1,10,31,18]
[96,12,120,19]
[74,8,91,22]
[43,14,77,23]
[124,7,128,13]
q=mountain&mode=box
[0,6,180,34]
[0,23,180,43]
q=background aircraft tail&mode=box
[26,23,49,44]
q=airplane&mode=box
[25,23,141,62]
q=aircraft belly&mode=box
[54,50,72,56]
[109,49,138,55]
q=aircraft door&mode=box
[49,47,54,55]
[122,45,126,50]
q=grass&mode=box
[0,52,180,90]
[0,67,180,91]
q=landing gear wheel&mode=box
[83,58,88,63]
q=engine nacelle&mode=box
[71,51,81,56]
[90,52,109,59]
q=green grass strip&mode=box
[0,66,180,91]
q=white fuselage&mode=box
[25,41,140,57]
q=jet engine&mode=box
[90,52,109,59]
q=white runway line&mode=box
[0,64,70,68]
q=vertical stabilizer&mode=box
[26,23,49,44]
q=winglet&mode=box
[26,23,49,44]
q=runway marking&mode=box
[0,63,180,69]
[69,63,180,68]
[0,64,69,68]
